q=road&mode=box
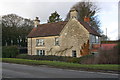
[2,63,119,78]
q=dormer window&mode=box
[55,37,59,46]
[36,39,44,46]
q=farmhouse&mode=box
[27,8,101,57]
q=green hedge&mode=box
[16,54,94,64]
[2,46,19,58]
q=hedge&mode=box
[2,46,19,58]
[16,54,94,64]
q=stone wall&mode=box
[28,36,60,55]
[59,18,89,57]
[27,38,32,55]
[28,18,89,57]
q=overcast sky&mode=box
[0,0,119,40]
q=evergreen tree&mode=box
[47,11,62,23]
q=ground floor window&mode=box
[37,50,45,56]
[72,50,76,57]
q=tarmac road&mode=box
[2,63,119,78]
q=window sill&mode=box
[55,45,60,46]
[36,45,45,47]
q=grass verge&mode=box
[2,58,119,71]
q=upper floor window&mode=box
[72,16,77,19]
[55,37,59,46]
[36,39,44,46]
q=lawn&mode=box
[2,58,119,71]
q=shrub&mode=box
[2,46,19,58]
[79,43,120,64]
[95,43,119,64]
[16,54,95,64]
[16,54,70,62]
[78,54,95,64]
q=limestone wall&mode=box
[28,18,89,57]
[59,18,89,57]
[27,38,32,55]
[28,36,60,55]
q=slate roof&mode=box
[79,21,101,36]
[27,21,101,38]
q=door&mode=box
[72,50,76,57]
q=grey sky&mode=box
[0,0,119,40]
[0,2,76,23]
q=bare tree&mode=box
[2,14,34,47]
[65,0,101,33]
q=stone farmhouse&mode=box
[27,8,101,57]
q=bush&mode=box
[82,43,120,64]
[79,43,120,64]
[2,46,19,58]
[16,54,95,64]
[16,54,68,62]
[95,43,119,64]
[78,54,95,64]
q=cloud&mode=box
[0,2,76,22]
[101,22,118,40]
[0,1,119,40]
[98,2,118,40]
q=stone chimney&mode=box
[70,8,78,19]
[34,17,40,27]
[84,16,91,26]
[84,16,90,22]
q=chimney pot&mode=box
[84,16,90,22]
[70,8,78,19]
[34,17,40,27]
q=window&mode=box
[72,16,77,19]
[55,37,59,46]
[91,35,96,43]
[72,50,76,57]
[96,36,99,43]
[37,50,45,56]
[36,39,44,46]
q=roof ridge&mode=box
[79,20,101,36]
[38,21,68,26]
[27,21,68,38]
[28,20,101,38]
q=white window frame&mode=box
[37,50,45,56]
[72,50,76,57]
[96,36,99,43]
[55,37,59,46]
[91,35,95,43]
[36,39,44,46]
